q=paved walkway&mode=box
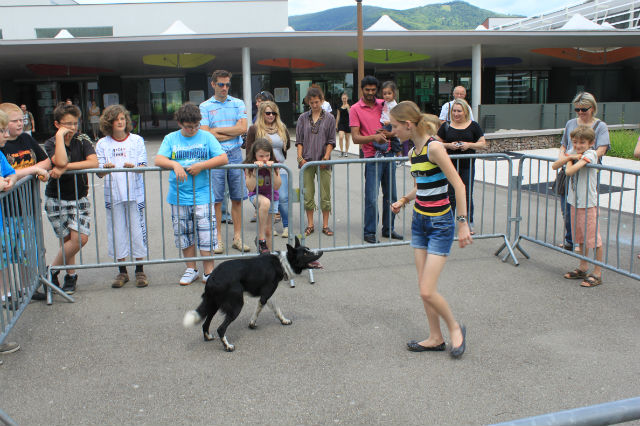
[0,140,638,425]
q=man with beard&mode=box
[349,76,401,244]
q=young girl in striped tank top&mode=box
[390,101,472,359]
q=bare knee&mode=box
[420,290,436,303]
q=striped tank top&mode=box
[410,138,451,216]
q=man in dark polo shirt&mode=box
[350,76,400,244]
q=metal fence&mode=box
[39,163,297,298]
[489,396,640,426]
[0,176,47,344]
[507,153,640,280]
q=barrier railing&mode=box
[508,154,640,280]
[489,396,640,426]
[39,163,298,301]
[298,154,518,264]
[0,176,46,344]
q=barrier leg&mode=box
[40,274,74,304]
[308,269,315,284]
[0,408,18,426]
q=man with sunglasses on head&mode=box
[199,70,250,253]
[253,91,274,124]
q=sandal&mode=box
[322,227,334,236]
[581,274,602,288]
[564,268,587,280]
[304,225,315,236]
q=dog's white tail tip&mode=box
[183,310,202,328]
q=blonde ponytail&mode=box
[390,101,439,137]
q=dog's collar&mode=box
[277,251,294,281]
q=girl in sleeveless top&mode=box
[390,101,472,358]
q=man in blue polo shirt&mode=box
[200,69,250,252]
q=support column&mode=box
[471,44,482,120]
[242,47,251,128]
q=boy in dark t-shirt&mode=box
[0,103,51,181]
[43,103,98,295]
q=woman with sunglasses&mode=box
[557,92,610,251]
[245,101,291,239]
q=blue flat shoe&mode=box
[449,325,466,359]
[407,340,446,352]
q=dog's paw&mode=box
[248,322,257,329]
[183,310,202,328]
[203,331,215,341]
[221,336,235,352]
[280,318,292,326]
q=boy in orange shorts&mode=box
[553,125,603,287]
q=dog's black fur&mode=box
[183,237,322,351]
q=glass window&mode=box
[415,72,436,114]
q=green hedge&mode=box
[608,130,640,160]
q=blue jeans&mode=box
[364,152,397,237]
[278,169,289,228]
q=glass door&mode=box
[294,79,312,123]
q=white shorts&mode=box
[105,201,148,259]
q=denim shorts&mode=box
[249,194,279,214]
[410,209,455,256]
[212,147,247,202]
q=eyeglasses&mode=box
[182,124,200,131]
[216,82,231,88]
[60,121,79,127]
[574,107,591,113]
[264,111,277,116]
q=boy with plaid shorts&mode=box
[43,103,98,295]
[155,103,228,285]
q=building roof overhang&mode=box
[1,30,638,79]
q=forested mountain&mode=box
[289,1,519,31]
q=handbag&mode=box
[553,168,567,195]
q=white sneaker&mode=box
[202,273,210,283]
[179,268,199,286]
[281,227,289,238]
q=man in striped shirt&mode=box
[200,70,250,252]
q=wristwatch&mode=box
[297,156,304,164]
[455,215,467,223]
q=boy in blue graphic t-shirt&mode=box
[155,103,228,286]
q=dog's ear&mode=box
[294,236,301,248]
[286,243,293,253]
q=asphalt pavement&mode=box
[1,138,639,426]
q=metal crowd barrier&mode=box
[39,163,298,302]
[507,154,640,280]
[0,176,46,344]
[489,396,640,426]
[298,153,519,282]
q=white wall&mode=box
[0,0,288,39]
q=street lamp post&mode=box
[356,0,364,99]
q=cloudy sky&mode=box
[74,0,572,18]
